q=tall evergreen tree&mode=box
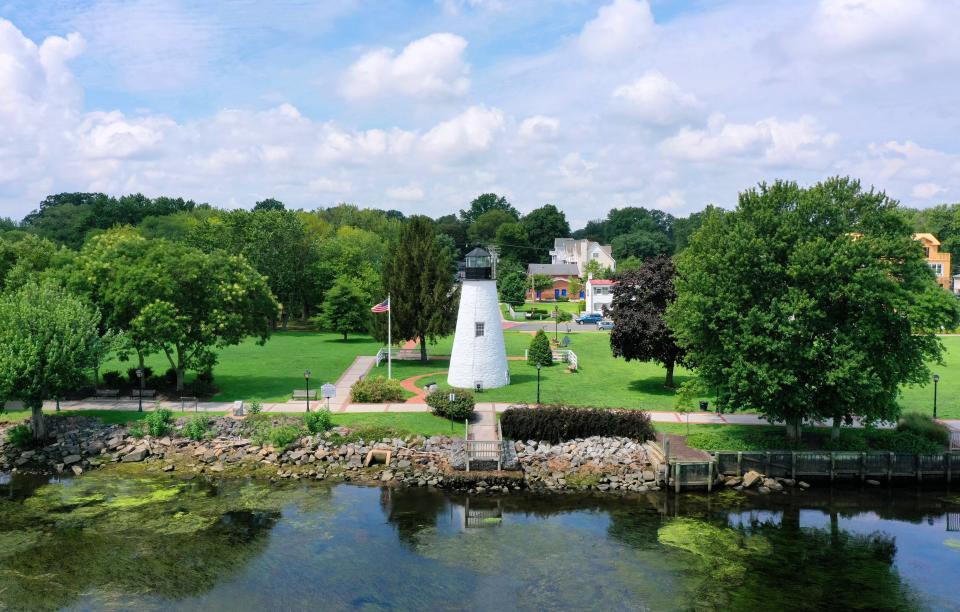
[382,216,458,361]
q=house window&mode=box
[924,247,931,257]
[561,288,567,296]
[591,252,599,259]
[475,322,485,337]
[930,263,944,277]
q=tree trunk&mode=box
[785,416,802,442]
[664,359,675,389]
[342,331,348,340]
[176,368,185,392]
[419,337,428,362]
[831,417,842,441]
[30,402,46,441]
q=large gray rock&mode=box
[742,470,763,488]
[62,454,82,466]
[121,447,149,462]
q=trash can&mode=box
[699,400,709,411]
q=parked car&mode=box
[575,313,602,324]
[597,320,614,330]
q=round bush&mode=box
[350,376,405,403]
[426,388,475,420]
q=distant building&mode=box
[914,233,952,290]
[585,278,616,314]
[549,238,616,276]
[526,263,581,301]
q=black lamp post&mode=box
[304,369,312,413]
[536,363,542,405]
[449,392,456,433]
[135,368,144,412]
[933,373,940,419]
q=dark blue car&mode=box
[575,313,602,324]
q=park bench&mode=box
[95,389,119,399]
[293,389,317,400]
[131,389,156,399]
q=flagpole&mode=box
[387,294,392,380]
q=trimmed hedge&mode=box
[426,388,475,420]
[896,413,949,447]
[501,405,655,443]
[350,376,405,403]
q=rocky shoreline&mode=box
[0,415,667,495]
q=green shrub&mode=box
[527,329,553,367]
[350,376,405,403]
[426,388,475,420]
[101,370,123,388]
[501,405,655,443]
[248,400,262,415]
[184,415,210,441]
[144,408,173,437]
[268,425,303,450]
[896,413,949,447]
[129,424,145,439]
[6,424,32,449]
[305,409,333,434]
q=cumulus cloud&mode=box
[912,182,946,200]
[660,114,838,166]
[838,141,960,204]
[611,71,702,126]
[340,33,470,100]
[420,105,505,157]
[578,0,655,62]
[518,115,560,141]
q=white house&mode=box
[585,278,616,315]
[549,238,616,276]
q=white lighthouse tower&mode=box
[448,247,510,390]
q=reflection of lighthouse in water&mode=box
[448,247,510,390]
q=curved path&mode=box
[399,371,448,403]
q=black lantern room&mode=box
[464,247,493,280]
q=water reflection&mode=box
[0,469,956,611]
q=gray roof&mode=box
[465,246,490,257]
[527,263,580,276]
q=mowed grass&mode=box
[102,331,381,403]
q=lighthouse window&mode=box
[475,322,485,337]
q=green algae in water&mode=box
[946,538,960,550]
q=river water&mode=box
[0,469,958,611]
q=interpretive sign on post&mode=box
[321,383,336,409]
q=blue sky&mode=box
[1,0,959,227]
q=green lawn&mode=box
[0,410,226,426]
[102,331,382,403]
[331,412,465,437]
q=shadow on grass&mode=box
[627,375,691,397]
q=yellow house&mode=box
[914,233,952,290]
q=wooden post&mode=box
[708,462,714,493]
[860,452,865,482]
[765,452,771,475]
[916,454,922,483]
[947,452,952,484]
[791,452,796,481]
[888,452,893,483]
[830,452,835,483]
[674,463,681,493]
[737,452,743,477]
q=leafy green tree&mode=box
[312,225,387,311]
[382,216,458,361]
[673,206,721,252]
[611,230,672,261]
[527,329,553,367]
[459,193,519,224]
[668,177,960,440]
[253,198,285,211]
[314,275,370,340]
[435,214,469,254]
[585,259,612,280]
[0,233,67,290]
[468,209,517,244]
[567,276,584,301]
[0,281,101,439]
[521,204,570,263]
[531,273,554,301]
[494,222,530,263]
[496,259,528,306]
[609,255,684,388]
[130,243,279,391]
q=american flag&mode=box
[371,298,390,313]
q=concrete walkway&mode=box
[325,356,377,409]
[468,404,499,442]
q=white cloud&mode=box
[810,0,934,56]
[518,115,559,141]
[660,114,838,166]
[76,111,170,159]
[420,105,504,157]
[341,33,470,100]
[654,189,685,211]
[611,71,702,126]
[911,182,946,200]
[386,184,425,201]
[578,0,655,62]
[308,177,352,194]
